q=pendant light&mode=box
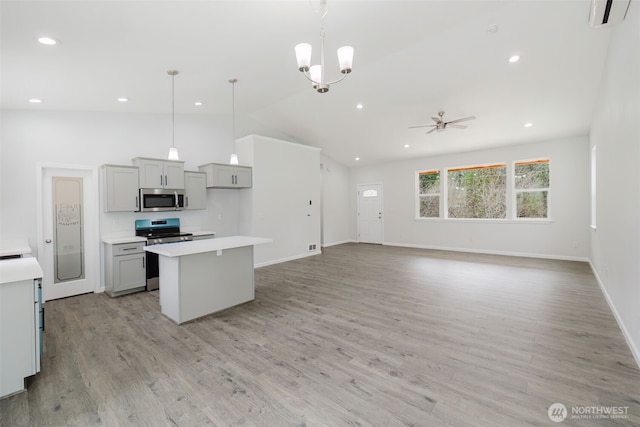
[167,70,180,160]
[229,78,239,165]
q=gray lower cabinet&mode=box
[105,242,146,297]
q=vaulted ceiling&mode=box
[1,1,613,166]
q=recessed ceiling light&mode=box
[28,98,43,103]
[355,157,360,161]
[117,97,128,103]
[509,55,520,63]
[486,25,499,34]
[37,36,59,45]
[356,103,363,109]
[404,144,410,148]
[194,101,203,106]
[524,122,533,128]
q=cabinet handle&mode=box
[122,247,137,251]
[186,196,189,207]
[160,175,163,186]
[135,196,139,208]
[143,257,145,268]
[165,175,168,186]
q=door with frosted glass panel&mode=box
[41,168,97,301]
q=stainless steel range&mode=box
[135,218,193,290]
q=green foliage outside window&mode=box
[447,165,507,219]
[515,161,549,218]
[418,171,440,218]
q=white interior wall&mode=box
[236,135,321,266]
[0,110,293,254]
[320,154,351,247]
[348,136,590,260]
[589,4,640,366]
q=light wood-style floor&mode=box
[2,243,639,426]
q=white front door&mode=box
[39,166,98,301]
[357,184,383,244]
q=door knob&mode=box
[45,239,52,243]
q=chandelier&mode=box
[294,0,353,93]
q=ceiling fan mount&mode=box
[409,110,476,134]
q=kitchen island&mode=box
[144,236,271,324]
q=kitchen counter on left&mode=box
[102,236,147,245]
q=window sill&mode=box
[414,217,554,224]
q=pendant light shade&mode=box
[168,147,179,160]
[167,70,179,160]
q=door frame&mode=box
[356,182,384,244]
[36,163,101,299]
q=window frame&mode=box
[445,162,508,220]
[512,158,550,220]
[414,158,553,223]
[415,169,441,219]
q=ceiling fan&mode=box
[409,111,476,134]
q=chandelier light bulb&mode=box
[337,46,354,73]
[295,43,312,71]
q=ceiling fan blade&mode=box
[446,124,467,129]
[425,128,438,134]
[432,116,440,123]
[408,124,436,129]
[446,115,476,125]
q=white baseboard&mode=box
[254,250,322,268]
[382,241,590,262]
[321,240,354,248]
[589,261,640,370]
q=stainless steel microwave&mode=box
[139,188,185,212]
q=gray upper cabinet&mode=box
[184,171,207,210]
[198,163,252,189]
[101,165,139,212]
[132,157,185,189]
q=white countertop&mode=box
[102,236,147,245]
[144,236,272,257]
[0,238,32,257]
[0,257,43,284]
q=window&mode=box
[447,164,506,219]
[363,189,378,198]
[418,170,440,218]
[514,159,549,218]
